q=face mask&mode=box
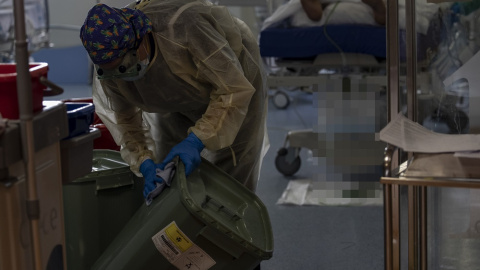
[121,57,150,81]
[96,39,151,81]
[122,41,150,82]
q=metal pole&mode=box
[392,184,401,269]
[384,184,393,270]
[420,187,427,270]
[387,0,399,122]
[408,186,418,269]
[405,0,417,122]
[386,0,400,175]
[13,0,43,268]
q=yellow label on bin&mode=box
[152,221,216,269]
[165,222,193,252]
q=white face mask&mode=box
[122,41,150,82]
[121,57,150,81]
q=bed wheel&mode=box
[273,90,290,109]
[275,147,301,176]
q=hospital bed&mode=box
[260,22,441,108]
[261,23,389,109]
[260,23,392,176]
[258,1,444,177]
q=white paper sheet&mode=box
[379,113,480,153]
[277,180,310,205]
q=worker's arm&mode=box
[155,8,261,177]
[93,78,155,176]
[300,0,323,21]
[184,13,258,152]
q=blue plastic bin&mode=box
[65,102,95,139]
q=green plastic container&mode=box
[62,150,144,270]
[92,158,273,270]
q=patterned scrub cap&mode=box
[79,3,153,65]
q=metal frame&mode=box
[13,0,44,268]
[382,145,480,269]
[382,176,480,270]
[383,0,480,267]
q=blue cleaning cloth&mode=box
[145,161,176,206]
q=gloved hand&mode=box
[139,159,163,198]
[159,132,204,176]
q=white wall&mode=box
[47,0,134,48]
[47,0,97,48]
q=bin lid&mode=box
[178,158,274,259]
[73,150,131,184]
[65,102,95,119]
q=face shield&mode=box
[95,48,149,81]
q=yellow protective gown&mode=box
[92,0,268,191]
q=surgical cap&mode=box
[80,4,153,65]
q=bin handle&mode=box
[200,195,253,242]
[202,195,241,221]
[40,76,64,96]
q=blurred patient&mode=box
[300,0,386,25]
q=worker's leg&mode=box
[202,137,263,192]
[201,102,267,192]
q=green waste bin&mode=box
[62,150,144,270]
[92,158,274,270]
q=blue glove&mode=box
[159,132,204,176]
[139,159,163,198]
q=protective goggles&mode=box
[95,49,142,80]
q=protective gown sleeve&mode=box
[185,13,259,151]
[93,78,155,176]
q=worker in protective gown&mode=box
[80,0,269,200]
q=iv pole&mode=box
[13,0,43,268]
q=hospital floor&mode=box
[48,83,385,270]
[255,89,384,270]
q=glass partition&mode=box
[429,187,480,269]
[397,185,480,270]
[403,0,480,134]
[388,0,480,268]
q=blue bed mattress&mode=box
[260,24,386,59]
[259,24,439,61]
